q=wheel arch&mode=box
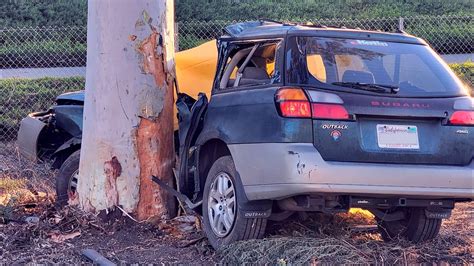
[198,138,232,191]
[195,136,273,216]
[51,137,81,169]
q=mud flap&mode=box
[425,208,452,219]
[234,172,273,219]
[241,209,272,219]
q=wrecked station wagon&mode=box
[178,21,473,248]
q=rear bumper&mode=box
[228,143,474,201]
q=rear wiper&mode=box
[332,82,400,94]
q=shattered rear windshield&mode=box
[286,36,468,97]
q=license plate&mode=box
[377,124,419,149]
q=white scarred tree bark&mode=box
[78,0,176,220]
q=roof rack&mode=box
[259,18,297,26]
[223,19,295,37]
[295,21,408,34]
[224,21,263,37]
[258,18,285,25]
[223,19,409,38]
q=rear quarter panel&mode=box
[196,86,313,145]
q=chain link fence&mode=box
[176,15,473,54]
[1,15,473,149]
[0,26,87,150]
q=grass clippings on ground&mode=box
[218,204,473,264]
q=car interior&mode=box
[220,42,277,89]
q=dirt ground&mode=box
[1,145,473,264]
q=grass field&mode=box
[0,77,85,140]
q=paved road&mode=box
[441,53,473,64]
[0,67,86,79]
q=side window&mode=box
[306,54,327,83]
[219,42,279,89]
[399,54,444,92]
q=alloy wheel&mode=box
[207,172,236,237]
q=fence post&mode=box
[398,17,405,32]
[174,22,179,51]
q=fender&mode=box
[54,136,82,155]
[51,137,82,169]
[194,129,231,147]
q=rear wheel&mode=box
[202,156,267,249]
[56,150,80,207]
[377,207,442,243]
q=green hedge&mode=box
[2,0,472,28]
[0,77,85,141]
[0,1,87,28]
[0,27,87,68]
[0,41,87,68]
[450,61,474,95]
[176,18,473,52]
[175,0,474,22]
[0,0,471,64]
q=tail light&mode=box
[275,88,311,118]
[311,103,349,120]
[276,87,350,120]
[449,111,474,126]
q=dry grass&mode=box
[0,144,55,194]
[0,146,95,263]
[1,144,56,224]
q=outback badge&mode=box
[322,124,348,130]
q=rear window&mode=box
[286,36,468,97]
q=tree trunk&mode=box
[78,0,176,220]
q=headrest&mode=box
[342,70,375,84]
[242,67,269,80]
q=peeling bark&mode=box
[138,30,167,89]
[135,22,176,220]
[104,156,122,207]
[130,2,176,220]
[136,118,175,220]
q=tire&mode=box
[56,150,81,207]
[202,156,267,249]
[377,207,442,243]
